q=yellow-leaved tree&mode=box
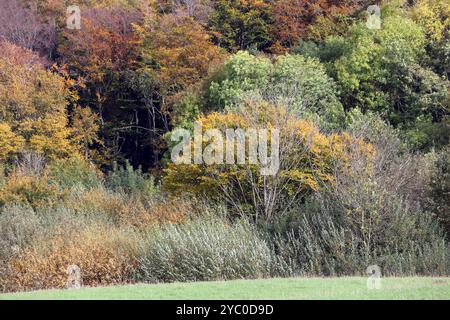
[0,122,24,161]
[164,101,374,221]
[0,42,96,162]
[412,0,450,42]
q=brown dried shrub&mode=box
[65,187,194,228]
[1,224,138,293]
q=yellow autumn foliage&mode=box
[1,225,138,293]
[0,122,24,160]
[163,103,375,207]
[412,0,450,42]
[0,173,64,209]
[0,51,86,161]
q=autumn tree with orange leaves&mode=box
[137,13,226,105]
[273,0,368,49]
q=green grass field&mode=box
[1,277,449,300]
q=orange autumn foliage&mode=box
[273,0,363,48]
[137,13,226,104]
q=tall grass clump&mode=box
[0,162,5,187]
[0,205,139,293]
[137,217,274,283]
[270,196,450,277]
[428,145,450,237]
[0,205,42,264]
[64,187,194,228]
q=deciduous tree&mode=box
[208,0,274,52]
[272,0,364,48]
[206,51,344,129]
[164,101,373,221]
[0,43,81,161]
[333,13,449,149]
[0,0,56,57]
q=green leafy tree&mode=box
[412,0,450,78]
[332,13,449,149]
[206,51,344,128]
[208,0,274,52]
[206,51,272,109]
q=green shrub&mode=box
[106,161,158,199]
[429,146,450,237]
[264,130,450,277]
[206,52,345,129]
[137,218,273,283]
[262,122,447,276]
[48,158,103,190]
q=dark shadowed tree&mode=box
[58,6,148,168]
